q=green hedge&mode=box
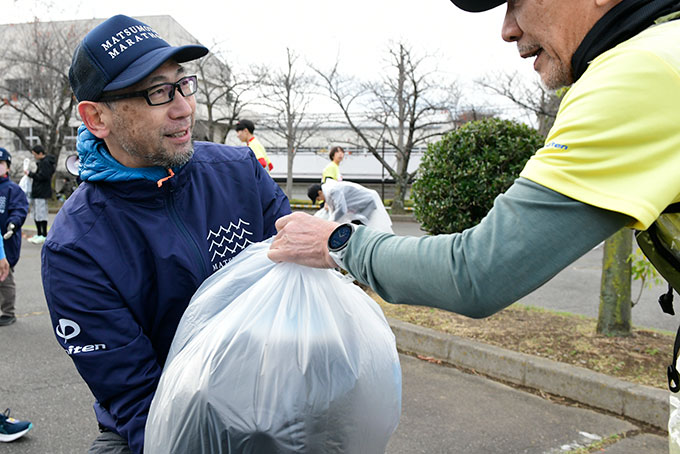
[412,118,544,234]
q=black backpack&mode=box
[635,203,680,391]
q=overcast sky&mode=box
[2,0,538,116]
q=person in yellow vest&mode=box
[269,0,680,333]
[235,119,273,173]
[322,146,344,183]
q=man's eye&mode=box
[149,86,168,97]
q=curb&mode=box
[387,317,669,431]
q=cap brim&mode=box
[103,44,208,93]
[450,0,505,12]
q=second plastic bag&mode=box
[145,240,402,454]
[319,180,394,233]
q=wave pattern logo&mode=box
[207,219,254,267]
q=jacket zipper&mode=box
[165,191,208,277]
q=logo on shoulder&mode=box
[56,319,80,341]
[546,141,569,150]
[55,318,107,356]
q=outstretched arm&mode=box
[269,178,631,317]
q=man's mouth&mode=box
[520,46,543,60]
[165,129,189,139]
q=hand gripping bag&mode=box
[145,240,402,454]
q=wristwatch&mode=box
[327,223,356,268]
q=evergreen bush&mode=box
[412,118,544,234]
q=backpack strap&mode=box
[646,223,680,287]
[650,205,680,391]
[670,321,680,393]
[664,203,680,213]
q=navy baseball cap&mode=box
[69,14,208,102]
[450,0,505,12]
[0,147,11,166]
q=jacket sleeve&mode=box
[42,243,160,454]
[343,178,632,318]
[249,152,291,237]
[7,185,29,228]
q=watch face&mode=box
[329,224,353,250]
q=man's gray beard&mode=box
[121,141,195,168]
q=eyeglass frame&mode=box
[97,75,198,106]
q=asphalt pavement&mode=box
[0,216,672,453]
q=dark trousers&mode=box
[0,267,15,317]
[88,430,132,454]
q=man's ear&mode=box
[78,101,111,139]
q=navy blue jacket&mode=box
[0,176,28,267]
[42,141,290,453]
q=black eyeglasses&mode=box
[99,75,198,106]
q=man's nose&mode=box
[168,89,194,118]
[501,6,522,43]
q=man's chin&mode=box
[156,143,194,168]
[169,147,194,168]
[538,71,573,91]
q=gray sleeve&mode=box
[343,177,631,318]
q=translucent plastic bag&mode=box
[321,180,393,233]
[313,206,331,220]
[145,240,402,454]
[18,175,31,195]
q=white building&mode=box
[0,15,452,196]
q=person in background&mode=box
[322,146,344,183]
[0,148,29,327]
[235,119,273,173]
[269,0,680,322]
[25,144,55,245]
[308,180,393,233]
[42,15,290,454]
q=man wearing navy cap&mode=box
[42,15,290,453]
[268,0,680,376]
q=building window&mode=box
[11,126,42,152]
[62,126,78,152]
[5,78,30,96]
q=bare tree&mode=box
[0,19,83,161]
[258,48,324,197]
[193,49,264,144]
[315,42,459,213]
[478,71,561,136]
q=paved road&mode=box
[0,232,668,453]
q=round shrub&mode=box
[412,118,544,234]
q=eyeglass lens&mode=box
[146,76,198,105]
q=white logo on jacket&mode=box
[55,318,107,356]
[207,218,254,271]
[56,319,80,341]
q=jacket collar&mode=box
[572,0,680,82]
[76,124,183,185]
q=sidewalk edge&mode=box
[387,317,669,431]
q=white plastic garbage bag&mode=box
[18,175,31,195]
[321,180,394,233]
[313,205,331,220]
[145,240,402,454]
[670,394,680,453]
